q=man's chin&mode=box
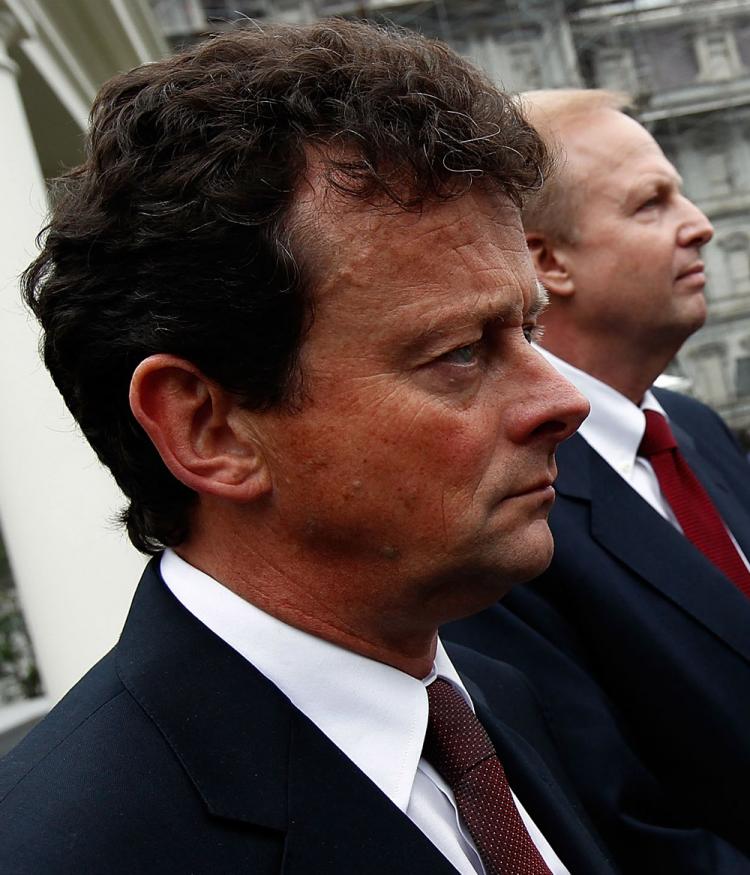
[460,525,554,606]
[509,519,555,579]
[676,293,708,336]
[492,520,553,574]
[503,551,554,590]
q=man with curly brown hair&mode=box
[0,21,618,875]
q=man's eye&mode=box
[638,195,660,211]
[524,323,544,344]
[441,343,478,365]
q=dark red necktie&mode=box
[423,678,552,875]
[638,410,750,599]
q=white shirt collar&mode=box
[537,346,667,480]
[159,548,471,814]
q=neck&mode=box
[174,533,440,679]
[542,329,678,405]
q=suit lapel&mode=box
[115,562,291,830]
[554,435,750,665]
[116,563,456,875]
[281,711,458,875]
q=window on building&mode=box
[704,149,733,196]
[694,29,743,81]
[595,47,638,93]
[507,41,543,90]
[719,233,750,295]
[736,356,750,397]
[690,345,731,405]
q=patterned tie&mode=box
[423,678,552,875]
[638,409,750,599]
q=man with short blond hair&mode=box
[447,89,750,870]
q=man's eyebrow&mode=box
[635,171,684,192]
[658,172,684,191]
[528,282,549,320]
[404,295,519,351]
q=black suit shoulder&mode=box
[655,385,729,423]
[0,652,283,874]
[0,652,122,803]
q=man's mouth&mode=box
[507,478,555,499]
[676,261,705,280]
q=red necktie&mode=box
[423,678,552,875]
[638,410,750,599]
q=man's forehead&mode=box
[294,173,526,272]
[563,109,666,173]
[558,109,683,209]
[290,172,538,351]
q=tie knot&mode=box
[423,678,495,785]
[639,410,677,457]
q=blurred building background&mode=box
[2,0,749,740]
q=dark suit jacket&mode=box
[446,388,750,872]
[0,560,616,874]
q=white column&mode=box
[0,6,145,706]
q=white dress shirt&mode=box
[538,347,749,566]
[160,549,570,875]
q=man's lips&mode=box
[506,478,556,500]
[503,461,558,501]
[676,261,705,281]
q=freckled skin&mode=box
[208,183,589,671]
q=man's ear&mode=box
[129,355,272,502]
[526,232,576,298]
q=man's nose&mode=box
[678,197,714,249]
[513,354,589,446]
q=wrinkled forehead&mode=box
[289,160,527,298]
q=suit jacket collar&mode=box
[554,434,750,665]
[116,560,459,874]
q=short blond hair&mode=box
[519,89,631,242]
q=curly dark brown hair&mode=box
[23,18,549,554]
